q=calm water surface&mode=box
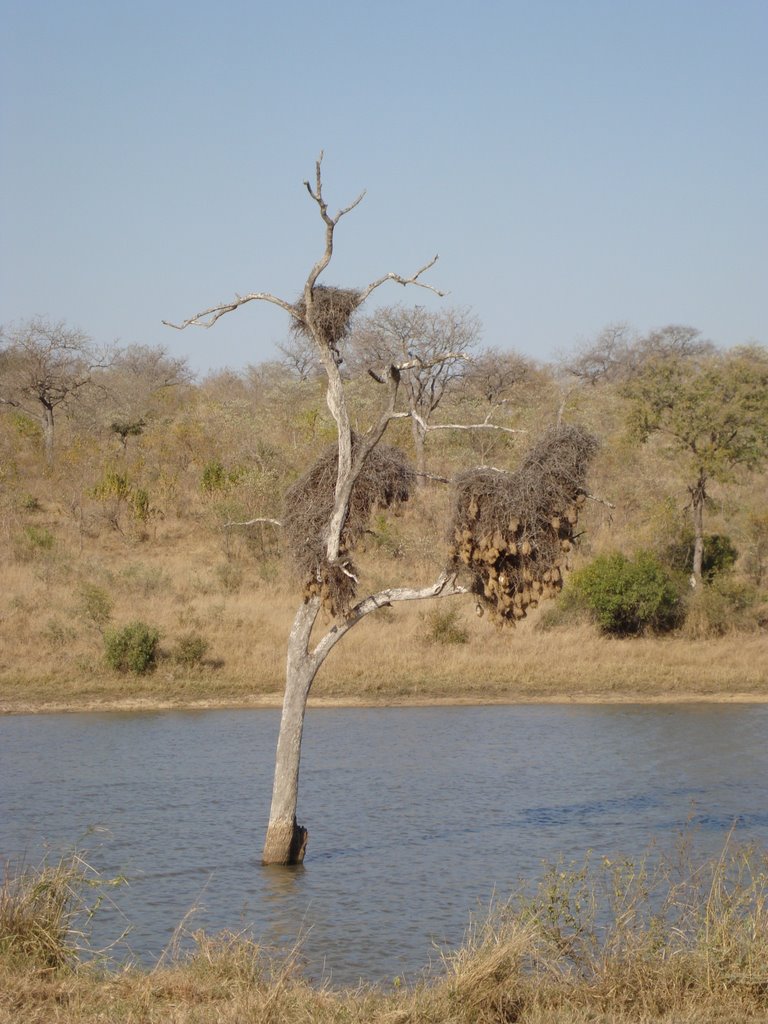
[2,704,767,985]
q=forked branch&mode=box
[312,570,467,663]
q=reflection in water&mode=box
[1,704,766,985]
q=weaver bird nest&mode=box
[283,438,414,617]
[290,285,362,351]
[448,425,599,623]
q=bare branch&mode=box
[394,350,469,372]
[411,410,526,437]
[223,517,282,529]
[585,493,616,510]
[163,293,296,330]
[312,570,467,663]
[358,256,446,305]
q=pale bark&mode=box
[262,571,466,864]
[166,155,462,867]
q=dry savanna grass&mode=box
[1,435,766,714]
[4,839,768,1023]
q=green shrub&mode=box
[424,606,469,645]
[104,621,160,674]
[571,551,683,635]
[665,531,738,582]
[172,632,210,667]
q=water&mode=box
[2,704,767,985]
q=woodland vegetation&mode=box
[0,303,765,712]
[1,312,766,714]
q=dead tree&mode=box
[166,156,473,864]
[166,156,598,865]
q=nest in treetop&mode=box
[283,436,415,618]
[290,285,363,349]
[448,425,600,623]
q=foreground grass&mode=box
[4,841,768,1023]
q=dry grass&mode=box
[1,484,767,715]
[4,841,768,1023]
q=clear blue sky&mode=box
[2,0,766,375]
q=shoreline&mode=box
[3,689,768,716]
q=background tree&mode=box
[93,344,194,450]
[565,322,714,387]
[624,345,768,585]
[348,305,480,481]
[0,318,106,461]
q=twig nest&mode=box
[290,285,363,349]
[284,436,415,618]
[447,425,599,623]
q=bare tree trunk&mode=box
[690,470,707,585]
[411,416,427,485]
[41,403,55,463]
[262,597,321,865]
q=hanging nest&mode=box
[448,425,600,623]
[283,437,415,618]
[290,285,363,351]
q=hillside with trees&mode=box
[1,313,767,711]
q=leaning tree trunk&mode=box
[262,597,321,865]
[690,469,707,586]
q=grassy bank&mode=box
[2,609,767,714]
[2,502,766,715]
[3,842,768,1023]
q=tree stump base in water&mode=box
[262,819,308,865]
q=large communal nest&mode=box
[448,425,600,623]
[283,437,415,618]
[290,285,363,350]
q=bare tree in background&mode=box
[277,334,324,382]
[348,305,480,481]
[99,344,194,449]
[565,322,714,386]
[0,318,108,461]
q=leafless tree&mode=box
[565,322,714,387]
[165,155,472,864]
[564,323,637,385]
[96,344,194,448]
[348,305,480,481]
[165,156,597,866]
[0,318,108,461]
[277,334,324,382]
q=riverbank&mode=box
[4,841,768,1024]
[2,626,766,714]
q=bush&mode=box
[665,531,738,583]
[571,551,683,635]
[172,632,210,667]
[104,621,160,674]
[424,606,469,645]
